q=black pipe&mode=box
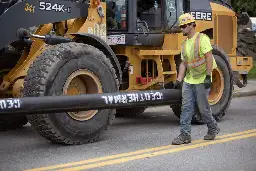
[0,89,181,116]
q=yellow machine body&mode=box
[0,0,253,144]
[1,1,252,99]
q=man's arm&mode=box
[177,61,186,82]
[205,51,213,76]
[202,35,213,89]
[200,34,213,76]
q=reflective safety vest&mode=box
[181,33,207,79]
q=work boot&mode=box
[172,134,191,145]
[204,126,220,140]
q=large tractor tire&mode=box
[23,42,119,145]
[172,48,233,124]
[116,107,147,117]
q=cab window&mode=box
[106,0,128,31]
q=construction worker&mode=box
[172,13,220,145]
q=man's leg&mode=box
[195,84,220,140]
[172,82,195,145]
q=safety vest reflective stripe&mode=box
[187,57,206,68]
[193,33,201,61]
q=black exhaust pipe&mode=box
[0,89,182,116]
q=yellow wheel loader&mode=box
[0,0,253,144]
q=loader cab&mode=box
[106,0,189,32]
[105,0,188,45]
[105,0,215,46]
[105,0,187,31]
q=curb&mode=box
[233,90,256,98]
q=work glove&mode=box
[204,75,211,89]
[173,80,182,89]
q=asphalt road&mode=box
[0,96,256,171]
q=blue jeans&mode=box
[180,82,218,136]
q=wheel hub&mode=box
[63,69,102,121]
[208,68,224,105]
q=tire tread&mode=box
[23,42,118,145]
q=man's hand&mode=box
[173,80,182,89]
[173,61,186,89]
[204,75,211,89]
[176,62,186,83]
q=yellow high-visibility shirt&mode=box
[181,32,217,84]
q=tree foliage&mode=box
[231,0,256,17]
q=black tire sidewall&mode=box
[211,55,232,118]
[46,54,117,141]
